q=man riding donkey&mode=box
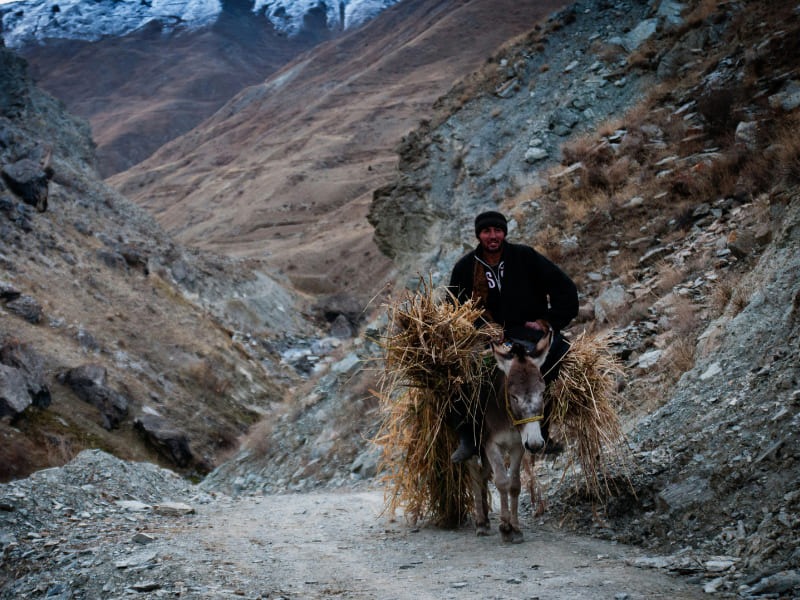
[447,210,579,462]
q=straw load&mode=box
[544,330,628,499]
[374,281,627,527]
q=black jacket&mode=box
[448,241,578,332]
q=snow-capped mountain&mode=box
[0,0,398,48]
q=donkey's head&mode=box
[492,322,553,453]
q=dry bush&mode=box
[627,40,658,70]
[684,0,723,28]
[729,283,753,316]
[699,151,745,197]
[532,224,564,263]
[665,336,697,376]
[696,86,744,138]
[0,432,42,481]
[610,251,639,285]
[560,137,633,199]
[44,432,77,465]
[560,188,600,225]
[659,118,691,152]
[769,113,800,185]
[183,357,231,396]
[708,280,733,318]
[709,271,752,318]
[596,117,625,139]
[654,262,686,296]
[562,134,600,165]
[591,40,625,64]
[614,299,651,328]
[668,295,702,338]
[618,131,648,163]
[606,156,634,191]
[240,418,275,458]
[625,100,657,129]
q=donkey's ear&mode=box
[530,328,553,367]
[492,341,513,374]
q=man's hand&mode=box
[524,319,551,333]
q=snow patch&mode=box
[0,0,399,48]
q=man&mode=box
[447,210,579,462]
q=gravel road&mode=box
[146,490,706,599]
[0,451,708,598]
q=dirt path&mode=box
[149,490,705,599]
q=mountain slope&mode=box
[5,0,400,177]
[0,43,306,480]
[109,0,570,302]
[367,0,800,586]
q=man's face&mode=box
[478,226,505,254]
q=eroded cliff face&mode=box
[369,0,800,582]
[0,45,307,479]
[369,0,656,277]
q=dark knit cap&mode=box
[474,211,508,237]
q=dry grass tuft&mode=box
[545,332,629,500]
[240,418,276,458]
[665,336,696,376]
[373,278,499,527]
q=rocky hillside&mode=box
[1,0,799,596]
[0,43,319,480]
[367,0,800,590]
[210,0,800,592]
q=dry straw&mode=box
[544,330,629,500]
[374,280,628,527]
[373,278,499,527]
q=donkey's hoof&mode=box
[501,530,524,543]
[475,521,491,536]
[499,524,524,543]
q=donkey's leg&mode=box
[485,445,515,541]
[505,446,525,544]
[467,456,491,536]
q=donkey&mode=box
[467,321,553,543]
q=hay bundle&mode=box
[373,279,499,527]
[374,281,628,526]
[545,331,628,500]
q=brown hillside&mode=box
[21,1,327,178]
[110,0,570,301]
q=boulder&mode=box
[134,414,194,468]
[0,340,51,409]
[1,156,53,212]
[0,364,30,419]
[4,294,43,324]
[60,364,129,429]
[594,284,629,323]
[0,280,21,301]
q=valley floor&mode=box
[2,457,708,599]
